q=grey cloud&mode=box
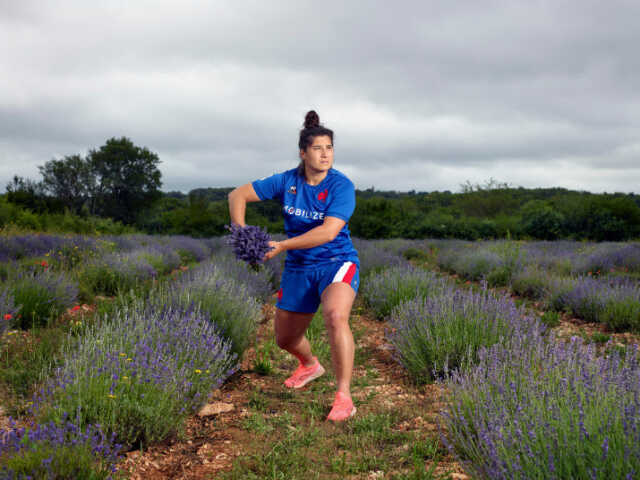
[1,0,640,194]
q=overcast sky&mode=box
[2,1,639,194]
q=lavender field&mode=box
[1,234,640,479]
[359,238,640,479]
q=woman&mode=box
[227,110,360,422]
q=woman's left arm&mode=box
[264,216,345,260]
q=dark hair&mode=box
[297,110,334,177]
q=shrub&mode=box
[601,289,640,333]
[388,284,541,383]
[35,300,237,449]
[540,310,561,328]
[0,418,121,479]
[361,265,447,320]
[442,332,640,479]
[352,238,406,278]
[8,267,78,329]
[164,261,262,356]
[212,252,275,302]
[511,266,549,300]
[78,252,156,297]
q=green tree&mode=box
[88,137,162,224]
[520,200,565,240]
[5,175,53,212]
[38,154,95,215]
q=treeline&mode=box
[3,138,640,241]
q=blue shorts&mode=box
[276,261,360,314]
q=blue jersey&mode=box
[252,167,359,269]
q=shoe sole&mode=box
[327,406,357,422]
[285,364,326,389]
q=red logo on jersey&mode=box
[317,189,328,202]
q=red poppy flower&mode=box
[3,314,12,320]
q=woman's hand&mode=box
[263,241,285,261]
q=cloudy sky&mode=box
[2,1,639,194]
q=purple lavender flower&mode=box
[442,327,640,479]
[0,418,122,478]
[226,224,273,267]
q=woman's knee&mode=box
[323,308,349,332]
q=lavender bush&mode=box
[165,261,262,356]
[442,331,640,479]
[573,243,640,275]
[352,238,407,278]
[0,234,98,263]
[78,252,157,297]
[6,268,78,329]
[0,417,121,479]
[226,224,273,268]
[361,265,448,320]
[212,252,274,302]
[511,265,549,300]
[163,235,212,262]
[35,299,237,449]
[132,246,181,276]
[546,276,640,331]
[388,284,541,383]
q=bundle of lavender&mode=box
[226,224,274,268]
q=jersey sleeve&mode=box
[325,178,356,222]
[251,172,286,201]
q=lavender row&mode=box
[360,264,447,319]
[0,416,121,479]
[0,232,217,266]
[156,257,264,356]
[513,267,640,332]
[433,240,640,283]
[32,297,238,450]
[387,283,543,384]
[443,328,640,479]
[357,239,640,478]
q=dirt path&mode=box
[120,301,467,479]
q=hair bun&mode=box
[304,110,320,129]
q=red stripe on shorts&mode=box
[342,263,357,285]
[277,288,283,301]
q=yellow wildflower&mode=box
[119,353,126,357]
[194,369,202,374]
[107,394,116,399]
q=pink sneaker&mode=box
[327,391,356,422]
[284,357,325,389]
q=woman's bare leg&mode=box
[274,308,315,366]
[321,282,356,396]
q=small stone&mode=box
[368,471,384,479]
[197,402,235,417]
[450,473,470,480]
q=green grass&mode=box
[540,310,561,328]
[218,298,453,480]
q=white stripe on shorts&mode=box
[332,261,354,283]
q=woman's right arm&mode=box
[227,183,261,227]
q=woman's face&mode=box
[300,135,333,173]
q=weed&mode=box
[540,310,561,328]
